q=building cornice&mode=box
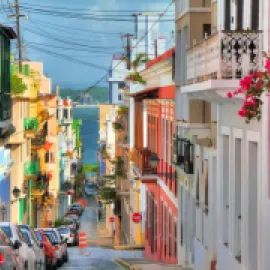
[175,7,211,22]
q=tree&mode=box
[11,73,27,95]
[98,187,117,202]
[83,164,99,173]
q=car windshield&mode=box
[34,231,43,242]
[0,226,12,238]
[44,232,59,244]
[21,231,31,246]
[57,228,69,234]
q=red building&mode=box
[131,48,178,264]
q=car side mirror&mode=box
[13,240,21,250]
[39,242,44,248]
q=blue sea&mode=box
[73,107,99,165]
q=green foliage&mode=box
[11,73,27,95]
[118,106,128,116]
[125,72,146,84]
[75,172,85,184]
[98,187,117,202]
[54,218,69,228]
[113,122,124,130]
[83,164,99,173]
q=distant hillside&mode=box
[53,86,109,103]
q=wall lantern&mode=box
[150,153,159,170]
[12,187,21,199]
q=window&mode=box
[203,24,211,37]
[251,0,259,30]
[236,0,243,30]
[196,170,200,206]
[223,135,230,247]
[224,0,231,30]
[0,226,12,238]
[169,213,172,257]
[64,109,68,119]
[204,161,209,214]
[174,220,177,258]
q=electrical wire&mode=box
[73,0,175,101]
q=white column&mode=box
[129,97,135,149]
[143,102,147,148]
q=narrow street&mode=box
[62,197,144,269]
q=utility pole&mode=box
[121,33,134,70]
[9,0,25,73]
[15,0,22,72]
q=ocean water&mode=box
[73,107,99,165]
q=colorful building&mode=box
[0,26,16,222]
[128,48,177,263]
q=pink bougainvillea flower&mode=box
[264,59,270,71]
[227,92,233,98]
[240,75,253,91]
[238,107,246,117]
[245,96,256,105]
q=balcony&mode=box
[185,30,263,92]
[60,117,73,126]
[31,132,46,148]
[24,161,39,180]
[134,148,154,175]
[183,140,194,174]
[172,134,184,166]
[24,118,38,138]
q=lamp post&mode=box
[0,204,6,221]
[12,186,21,203]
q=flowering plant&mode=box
[227,54,270,123]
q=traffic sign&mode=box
[132,213,142,223]
[109,216,115,222]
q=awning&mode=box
[130,86,158,97]
[0,124,16,139]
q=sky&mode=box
[0,0,174,90]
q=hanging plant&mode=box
[125,72,146,84]
[118,106,128,116]
[113,122,124,130]
[227,53,270,123]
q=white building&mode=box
[108,54,128,105]
[174,0,269,270]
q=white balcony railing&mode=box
[186,31,263,84]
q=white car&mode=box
[0,222,36,270]
[19,225,45,270]
[57,227,75,246]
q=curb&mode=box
[114,245,145,251]
[115,259,141,270]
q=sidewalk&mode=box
[115,258,193,270]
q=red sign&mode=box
[67,189,75,195]
[132,213,142,223]
[109,217,115,223]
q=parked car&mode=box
[70,228,79,246]
[56,227,76,246]
[85,186,97,196]
[34,230,57,270]
[41,229,68,266]
[0,228,23,270]
[19,225,45,270]
[71,203,84,213]
[64,214,80,228]
[62,219,77,231]
[0,222,36,270]
[66,208,80,217]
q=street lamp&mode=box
[150,153,159,170]
[0,204,6,221]
[150,153,177,180]
[12,187,21,199]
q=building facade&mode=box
[174,0,269,270]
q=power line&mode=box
[27,44,109,70]
[74,0,174,101]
